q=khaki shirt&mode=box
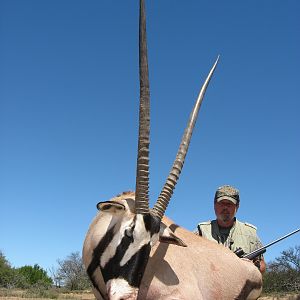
[197,219,263,254]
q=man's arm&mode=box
[253,256,266,274]
[252,235,266,274]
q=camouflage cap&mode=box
[214,185,240,205]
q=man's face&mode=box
[214,199,238,225]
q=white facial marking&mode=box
[120,214,151,266]
[107,278,138,300]
[120,215,151,266]
[100,235,118,268]
[100,216,133,268]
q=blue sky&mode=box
[1,0,299,274]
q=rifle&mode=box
[234,227,300,260]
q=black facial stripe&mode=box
[101,228,135,283]
[143,214,152,232]
[102,242,151,288]
[143,214,160,236]
[86,225,115,289]
[126,243,151,287]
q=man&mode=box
[196,185,266,273]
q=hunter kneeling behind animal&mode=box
[195,185,266,273]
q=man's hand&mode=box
[240,257,266,274]
[253,258,261,269]
[253,257,266,274]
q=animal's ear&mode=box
[159,223,187,247]
[97,201,125,213]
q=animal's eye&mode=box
[125,228,133,239]
[125,227,134,243]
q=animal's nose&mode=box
[108,289,138,300]
[107,278,138,300]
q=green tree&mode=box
[17,264,53,287]
[0,251,15,288]
[263,245,300,293]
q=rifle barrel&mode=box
[242,227,300,260]
[262,228,300,250]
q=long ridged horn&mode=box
[135,0,150,214]
[152,56,220,219]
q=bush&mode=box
[17,264,53,287]
[263,245,300,293]
[0,251,53,289]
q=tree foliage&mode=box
[0,251,52,289]
[17,264,52,287]
[263,245,300,293]
[0,251,16,288]
[0,250,89,290]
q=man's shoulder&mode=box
[198,221,212,226]
[236,220,257,232]
[196,220,217,238]
[244,222,257,230]
[198,220,217,227]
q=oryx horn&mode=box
[152,56,220,219]
[135,0,150,215]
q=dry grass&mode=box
[259,294,300,300]
[0,289,95,300]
